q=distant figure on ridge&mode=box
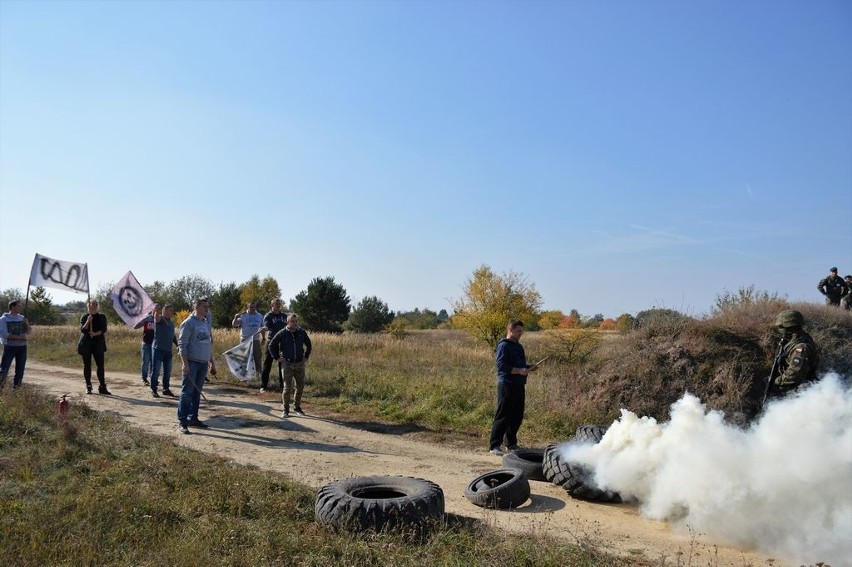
[817,267,848,306]
[842,276,852,311]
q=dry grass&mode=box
[24,303,852,449]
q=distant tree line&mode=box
[10,264,765,342]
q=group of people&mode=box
[0,265,844,445]
[125,296,313,433]
[817,266,851,309]
[230,299,312,419]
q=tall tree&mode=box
[538,309,565,330]
[211,281,244,328]
[345,296,394,333]
[144,280,168,303]
[0,288,25,311]
[240,274,281,309]
[92,282,121,324]
[165,274,214,312]
[393,308,440,329]
[451,265,543,348]
[27,286,62,325]
[290,276,351,333]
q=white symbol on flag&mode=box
[223,337,257,382]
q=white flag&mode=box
[29,253,89,293]
[110,271,155,328]
[222,337,257,382]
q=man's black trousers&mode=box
[489,382,526,450]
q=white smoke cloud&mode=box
[565,374,852,566]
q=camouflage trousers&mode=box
[280,360,306,409]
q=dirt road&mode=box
[24,361,780,566]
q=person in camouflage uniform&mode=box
[842,276,852,311]
[768,309,819,398]
[817,267,848,306]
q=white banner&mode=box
[222,337,257,382]
[110,271,156,328]
[29,253,89,293]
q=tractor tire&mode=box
[315,475,444,532]
[575,424,609,443]
[464,468,530,509]
[543,442,572,486]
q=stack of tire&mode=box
[543,424,621,502]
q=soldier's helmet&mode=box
[775,309,804,328]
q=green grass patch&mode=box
[0,388,639,566]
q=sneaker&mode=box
[98,387,112,396]
[187,419,208,429]
[86,386,93,394]
[259,388,266,394]
[281,408,289,418]
[142,378,150,386]
[489,447,505,456]
[507,445,520,452]
[151,390,160,398]
[294,406,305,416]
[178,424,190,434]
[162,389,175,397]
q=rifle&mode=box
[762,338,787,407]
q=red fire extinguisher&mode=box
[57,394,70,418]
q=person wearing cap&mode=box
[817,267,848,306]
[842,276,852,311]
[769,309,819,398]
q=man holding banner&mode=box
[232,302,263,378]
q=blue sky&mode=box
[1,0,850,317]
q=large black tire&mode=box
[575,424,609,443]
[543,442,572,486]
[464,468,530,509]
[565,424,620,503]
[315,476,444,532]
[502,448,546,482]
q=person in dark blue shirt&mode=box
[488,319,538,456]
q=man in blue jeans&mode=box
[177,297,216,434]
[151,304,178,398]
[0,300,30,391]
[134,308,156,386]
[488,319,538,456]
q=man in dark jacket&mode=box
[817,267,848,306]
[269,314,312,418]
[488,320,539,456]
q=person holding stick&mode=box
[488,319,538,456]
[177,297,216,434]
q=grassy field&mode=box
[25,326,608,447]
[0,387,641,567]
[23,301,852,448]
